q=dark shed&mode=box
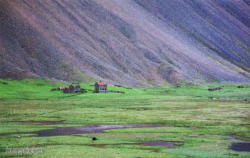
[63,82,81,93]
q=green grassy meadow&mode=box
[0,79,249,158]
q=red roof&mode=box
[96,81,106,86]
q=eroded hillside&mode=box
[0,0,249,85]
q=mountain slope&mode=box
[0,0,249,85]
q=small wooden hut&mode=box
[94,81,107,93]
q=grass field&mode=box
[0,79,249,158]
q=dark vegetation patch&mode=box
[108,90,125,94]
[123,107,154,111]
[16,120,65,125]
[88,143,137,148]
[50,88,60,91]
[208,87,224,91]
[141,141,184,148]
[0,81,8,85]
[36,83,45,86]
[229,136,250,143]
[114,85,132,89]
[114,85,122,87]
[88,141,184,151]
[237,85,249,88]
[32,142,180,152]
[223,153,240,157]
[237,85,244,88]
[32,141,184,152]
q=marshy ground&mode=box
[0,79,249,158]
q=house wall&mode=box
[94,84,107,93]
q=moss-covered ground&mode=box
[0,79,249,158]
